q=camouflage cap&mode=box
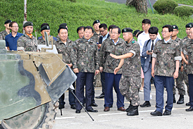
[122,28,133,33]
[41,25,50,31]
[23,21,33,28]
[172,25,178,30]
[93,20,100,25]
[185,23,193,28]
[4,20,12,24]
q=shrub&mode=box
[174,6,193,17]
[67,0,76,2]
[153,0,178,14]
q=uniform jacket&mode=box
[71,38,99,73]
[17,34,37,51]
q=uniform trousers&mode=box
[188,74,193,107]
[104,73,124,108]
[101,72,106,95]
[154,75,174,113]
[75,72,94,110]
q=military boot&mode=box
[59,94,65,109]
[177,95,184,104]
[127,106,139,116]
[126,104,133,112]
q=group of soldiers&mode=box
[0,19,193,117]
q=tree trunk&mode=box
[126,0,147,14]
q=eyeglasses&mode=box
[111,32,118,35]
[12,26,19,28]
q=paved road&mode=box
[105,0,193,8]
[105,0,157,8]
[53,86,193,129]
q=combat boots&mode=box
[127,106,139,116]
[177,95,184,104]
[126,103,133,112]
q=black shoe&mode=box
[91,102,98,107]
[186,107,193,111]
[150,110,162,116]
[186,102,190,106]
[173,94,176,103]
[87,108,98,112]
[126,104,133,112]
[127,106,139,116]
[70,104,76,109]
[95,93,104,99]
[140,101,151,107]
[177,95,184,104]
[76,110,81,113]
[163,110,171,115]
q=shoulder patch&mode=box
[132,41,135,44]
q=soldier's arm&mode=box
[151,41,159,77]
[114,59,124,75]
[71,42,78,69]
[94,44,99,71]
[99,41,106,67]
[17,37,25,51]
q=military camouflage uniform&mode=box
[183,39,193,106]
[119,39,141,106]
[177,37,191,95]
[172,37,187,95]
[37,37,56,45]
[92,32,101,44]
[0,30,9,40]
[55,39,73,64]
[152,39,181,76]
[17,34,37,52]
[71,38,99,72]
[100,38,125,74]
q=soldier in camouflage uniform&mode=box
[92,20,101,44]
[182,27,193,111]
[100,26,125,112]
[55,26,76,110]
[178,23,193,106]
[37,25,56,45]
[0,20,12,40]
[71,26,99,113]
[17,21,37,52]
[110,28,141,116]
[151,25,181,116]
[171,25,185,104]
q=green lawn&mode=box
[0,0,192,41]
[173,0,193,5]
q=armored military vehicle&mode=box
[0,39,76,129]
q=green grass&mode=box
[0,0,192,41]
[173,0,193,5]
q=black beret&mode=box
[133,30,140,36]
[59,23,67,28]
[172,25,178,30]
[122,28,133,33]
[41,25,50,31]
[93,20,100,25]
[4,20,12,24]
[58,27,68,33]
[185,23,193,28]
[23,21,33,28]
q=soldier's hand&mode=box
[180,66,183,72]
[67,64,72,68]
[110,53,117,59]
[184,60,189,65]
[95,70,100,75]
[151,69,155,78]
[114,67,120,75]
[73,68,79,73]
[173,71,179,79]
[99,67,103,72]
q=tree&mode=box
[126,0,148,14]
